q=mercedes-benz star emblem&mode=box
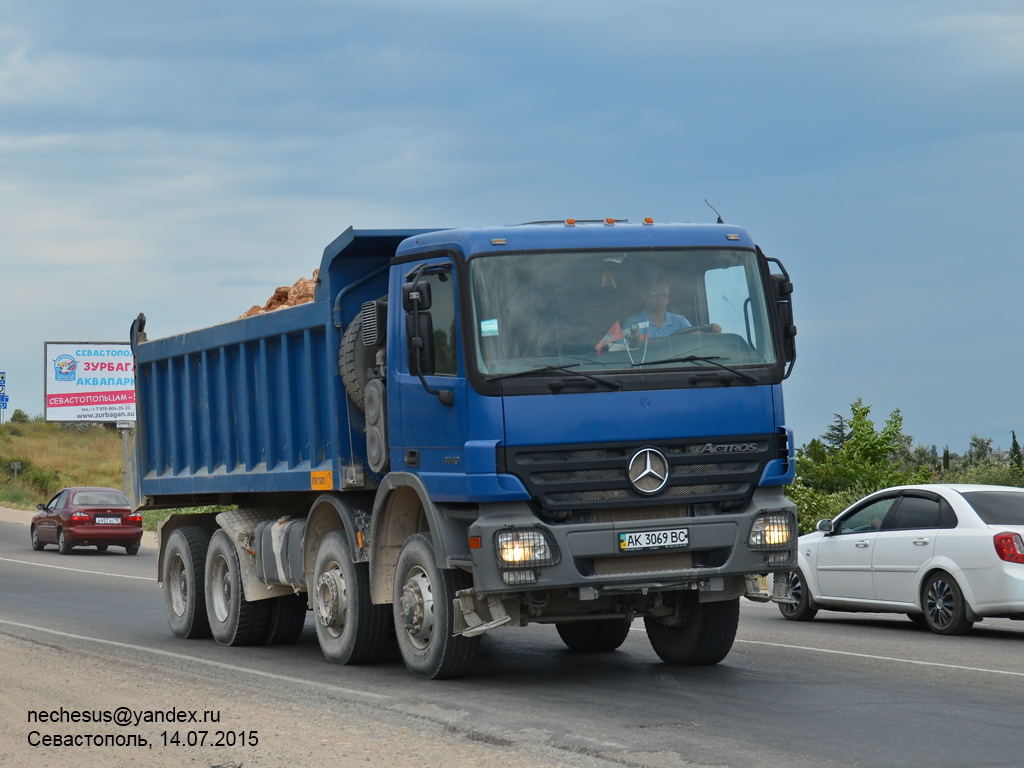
[628,448,669,495]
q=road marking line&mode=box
[0,619,391,701]
[733,638,1024,676]
[629,627,1024,677]
[0,556,157,581]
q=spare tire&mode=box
[340,312,383,413]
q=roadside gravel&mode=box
[0,630,611,768]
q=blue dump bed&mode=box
[130,228,430,506]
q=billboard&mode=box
[45,342,136,423]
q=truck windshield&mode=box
[468,249,777,375]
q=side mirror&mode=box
[405,312,436,376]
[816,519,833,534]
[402,281,432,312]
[36,504,45,511]
[401,268,452,407]
[770,272,797,365]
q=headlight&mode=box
[494,529,558,568]
[748,513,795,550]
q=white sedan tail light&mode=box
[993,532,1024,564]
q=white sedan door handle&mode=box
[913,538,930,546]
[855,540,870,548]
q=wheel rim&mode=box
[316,561,348,638]
[210,554,231,623]
[781,572,803,616]
[31,528,38,547]
[168,553,188,617]
[399,566,435,650]
[59,531,66,549]
[926,578,955,628]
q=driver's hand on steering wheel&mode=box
[709,323,722,333]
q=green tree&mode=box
[822,414,850,452]
[789,399,932,533]
[1010,431,1023,472]
[942,445,950,471]
[967,434,993,464]
[801,437,828,464]
[9,409,29,424]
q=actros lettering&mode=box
[697,442,758,454]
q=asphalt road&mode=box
[2,517,1023,768]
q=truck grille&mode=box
[500,434,777,512]
[592,552,694,575]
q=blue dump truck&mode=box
[130,219,799,679]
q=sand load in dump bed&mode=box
[239,269,319,318]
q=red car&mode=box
[31,487,143,555]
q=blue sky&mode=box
[2,1,1022,452]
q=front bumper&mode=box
[466,488,797,595]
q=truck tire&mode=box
[262,594,308,645]
[393,533,479,679]
[644,594,740,666]
[339,312,383,414]
[312,532,390,664]
[556,619,632,652]
[205,530,269,646]
[163,527,213,639]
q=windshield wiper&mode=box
[631,354,759,384]
[486,364,622,391]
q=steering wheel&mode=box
[672,324,716,336]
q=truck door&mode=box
[395,263,470,481]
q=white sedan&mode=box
[775,484,1024,634]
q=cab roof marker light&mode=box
[491,238,507,246]
[565,218,576,226]
[604,218,615,225]
[726,234,740,241]
[643,217,654,225]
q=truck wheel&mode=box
[205,530,269,646]
[339,311,383,414]
[263,594,308,645]
[163,527,213,639]
[393,533,479,679]
[556,619,632,652]
[644,594,740,666]
[313,532,390,664]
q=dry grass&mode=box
[0,422,123,507]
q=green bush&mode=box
[791,400,933,534]
[791,400,1024,534]
[9,409,29,424]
